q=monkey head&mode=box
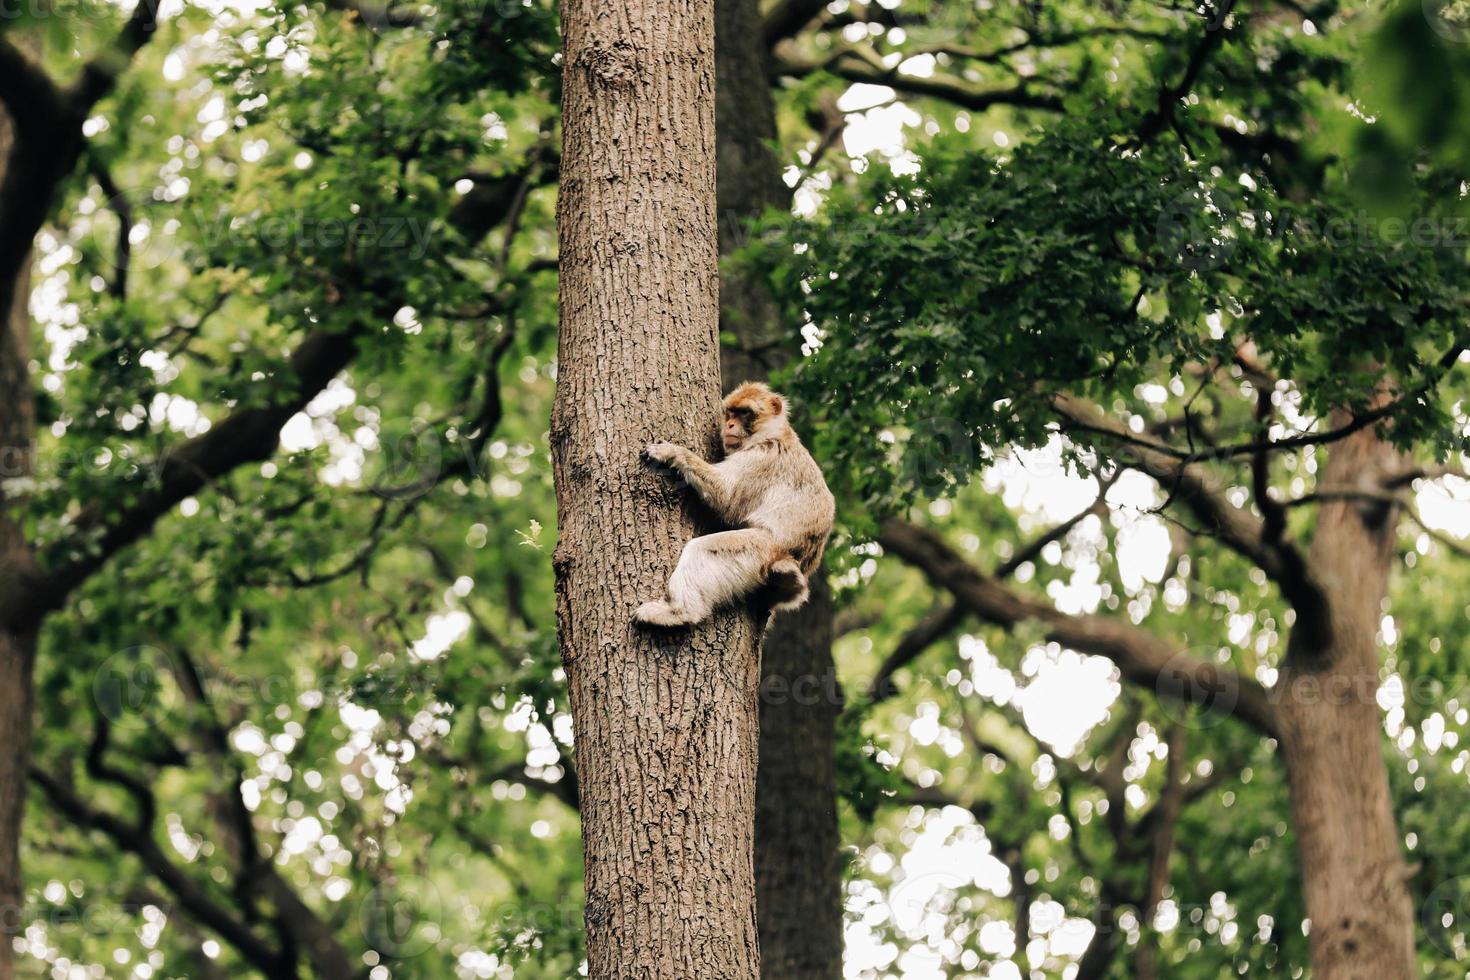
[722,381,788,452]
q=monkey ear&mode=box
[768,394,784,415]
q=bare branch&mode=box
[1051,393,1329,642]
[1287,486,1470,560]
[1055,336,1466,465]
[762,0,836,47]
[69,0,163,113]
[0,0,164,331]
[774,45,1066,113]
[1251,383,1288,546]
[995,488,1112,580]
[831,605,882,639]
[447,145,557,244]
[31,769,291,976]
[0,38,65,135]
[1382,462,1470,489]
[866,602,965,704]
[169,636,364,980]
[1141,727,1188,915]
[878,518,1278,736]
[867,488,1111,704]
[13,325,363,627]
[86,154,133,299]
[1135,0,1238,143]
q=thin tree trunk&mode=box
[714,1,845,974]
[553,1,763,976]
[1277,417,1415,979]
[0,628,33,980]
[754,583,844,978]
[714,0,790,391]
[0,98,35,980]
[1073,908,1119,980]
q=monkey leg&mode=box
[634,528,777,627]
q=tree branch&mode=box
[447,146,557,244]
[762,0,835,47]
[8,324,362,629]
[0,38,65,135]
[774,46,1066,113]
[1053,342,1464,464]
[1051,393,1328,644]
[866,602,965,704]
[68,0,163,113]
[0,0,163,342]
[30,768,291,976]
[87,153,133,300]
[867,489,1111,704]
[878,518,1278,736]
[1135,0,1238,142]
[171,635,364,980]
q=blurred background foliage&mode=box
[9,0,1470,976]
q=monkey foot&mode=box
[634,600,699,628]
[764,559,810,612]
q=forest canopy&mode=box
[1,0,1469,977]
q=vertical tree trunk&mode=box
[714,0,790,391]
[714,2,844,974]
[1278,419,1415,979]
[0,101,36,980]
[753,582,844,978]
[552,2,763,977]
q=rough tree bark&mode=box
[752,582,843,979]
[552,1,763,976]
[0,101,36,980]
[1276,417,1416,979]
[715,0,844,975]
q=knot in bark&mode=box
[580,40,639,89]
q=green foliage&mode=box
[750,112,1470,516]
[17,0,1470,977]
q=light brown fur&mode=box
[635,382,835,627]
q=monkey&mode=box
[634,381,835,628]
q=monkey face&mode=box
[722,380,787,452]
[723,407,755,451]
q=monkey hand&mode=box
[643,441,686,469]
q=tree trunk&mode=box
[0,100,35,980]
[553,2,763,977]
[715,1,844,974]
[754,583,844,979]
[0,628,33,980]
[1277,418,1415,979]
[714,0,791,391]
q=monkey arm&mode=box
[645,441,736,516]
[675,456,737,514]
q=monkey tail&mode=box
[763,557,810,613]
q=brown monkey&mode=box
[635,381,835,627]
